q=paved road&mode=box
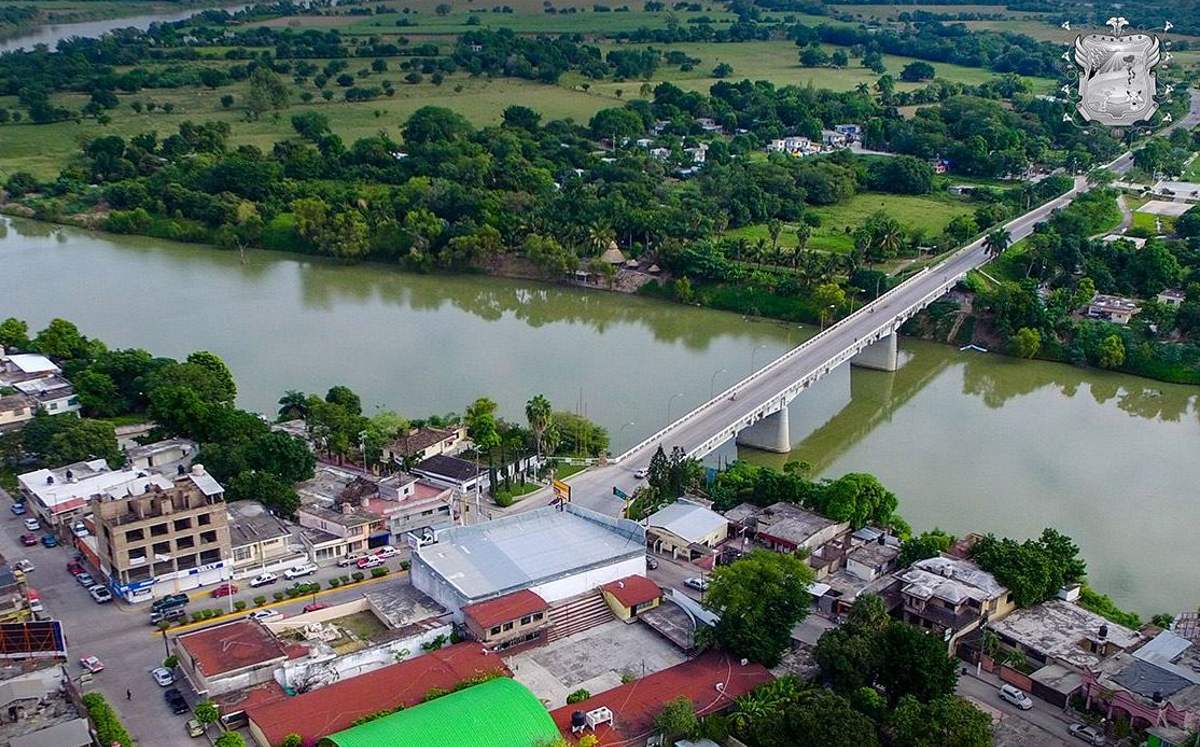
[957,673,1079,746]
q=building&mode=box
[297,503,382,564]
[17,459,171,527]
[461,590,551,654]
[1087,294,1141,324]
[124,437,195,471]
[174,620,291,698]
[0,557,26,623]
[739,502,850,555]
[600,575,661,623]
[767,136,817,156]
[990,599,1144,672]
[412,454,484,494]
[0,394,35,433]
[821,129,849,148]
[1158,289,1187,307]
[320,677,558,747]
[0,353,60,384]
[1082,630,1200,735]
[247,643,509,747]
[411,503,645,621]
[381,426,466,465]
[550,653,772,746]
[645,499,729,561]
[11,376,78,417]
[898,556,1014,650]
[834,123,863,141]
[91,466,231,603]
[226,502,297,575]
[0,660,87,747]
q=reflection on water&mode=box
[0,4,248,52]
[3,215,1197,614]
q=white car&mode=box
[13,559,34,573]
[284,564,317,580]
[999,683,1034,710]
[80,656,104,674]
[249,572,278,588]
[336,553,364,568]
[22,518,39,532]
[150,666,174,687]
[374,546,398,559]
[88,585,113,604]
[70,522,89,538]
[248,609,281,622]
[634,468,648,479]
[683,577,709,592]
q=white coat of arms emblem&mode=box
[1073,17,1161,127]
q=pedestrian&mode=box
[126,688,132,701]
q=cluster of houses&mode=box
[0,349,79,433]
[766,123,863,157]
[1085,289,1188,326]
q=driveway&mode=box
[957,672,1078,747]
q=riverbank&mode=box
[0,0,239,49]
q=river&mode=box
[2,215,1197,615]
[0,3,247,53]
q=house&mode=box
[381,426,466,465]
[1082,631,1200,736]
[0,556,26,623]
[0,660,89,747]
[91,466,231,603]
[645,499,728,561]
[0,394,35,433]
[246,643,511,747]
[412,454,484,494]
[821,129,849,148]
[461,589,551,653]
[932,156,951,174]
[741,502,850,555]
[17,458,173,527]
[123,437,195,471]
[174,620,291,698]
[411,503,645,621]
[990,599,1144,672]
[897,556,1014,650]
[599,574,661,622]
[0,352,60,385]
[226,501,297,575]
[695,117,723,133]
[649,147,671,161]
[1158,289,1187,307]
[297,503,381,564]
[1087,293,1141,324]
[685,143,708,163]
[11,376,78,417]
[296,466,453,549]
[834,123,863,141]
[550,653,772,745]
[320,677,558,747]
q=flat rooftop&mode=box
[417,504,644,601]
[990,599,1143,669]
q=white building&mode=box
[11,376,79,417]
[411,503,646,621]
[17,460,171,526]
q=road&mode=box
[957,673,1079,747]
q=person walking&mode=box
[126,688,132,701]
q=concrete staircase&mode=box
[546,590,614,643]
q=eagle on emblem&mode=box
[1073,21,1161,126]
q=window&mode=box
[490,626,501,636]
[502,621,514,631]
[176,536,195,550]
[200,530,217,544]
[125,529,144,543]
[176,554,197,570]
[127,550,146,563]
[198,513,212,526]
[233,546,252,562]
[150,523,169,537]
[520,615,532,625]
[532,612,544,621]
[173,518,192,532]
[153,541,171,555]
[199,549,221,565]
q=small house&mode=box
[1087,294,1141,325]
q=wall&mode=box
[663,588,720,627]
[530,555,647,606]
[276,621,452,691]
[230,552,310,581]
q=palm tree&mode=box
[277,390,308,421]
[876,224,904,259]
[855,82,870,96]
[984,228,1011,257]
[525,394,553,456]
[586,223,616,256]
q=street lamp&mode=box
[750,344,768,369]
[618,421,636,452]
[709,367,727,398]
[666,392,684,422]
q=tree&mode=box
[712,62,734,78]
[588,107,644,141]
[502,105,541,131]
[983,228,1010,257]
[24,417,121,467]
[291,111,330,141]
[465,397,501,453]
[707,550,815,667]
[898,529,954,567]
[32,318,97,361]
[435,2,452,14]
[1011,327,1040,359]
[194,701,219,725]
[325,385,362,415]
[888,695,992,747]
[899,61,936,82]
[281,736,303,747]
[813,473,898,529]
[814,283,845,327]
[1097,334,1125,369]
[277,390,308,421]
[523,234,578,277]
[215,734,245,747]
[654,696,699,742]
[970,529,1086,607]
[226,470,300,518]
[245,67,290,120]
[878,623,959,703]
[0,318,30,350]
[525,394,553,457]
[745,689,880,747]
[799,44,830,67]
[403,106,472,145]
[186,351,237,403]
[74,369,121,417]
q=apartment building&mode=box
[91,466,231,603]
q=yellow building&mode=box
[600,575,662,623]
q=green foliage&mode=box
[0,318,30,350]
[281,735,303,747]
[226,470,301,519]
[1011,327,1041,359]
[371,567,388,578]
[194,701,219,725]
[21,415,121,468]
[970,528,1086,607]
[898,528,955,567]
[566,688,591,704]
[81,692,133,747]
[214,733,245,747]
[1078,585,1141,629]
[163,655,179,669]
[654,696,700,742]
[707,550,816,667]
[887,695,992,747]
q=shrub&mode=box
[567,688,591,704]
[352,572,365,582]
[329,578,340,589]
[253,595,267,607]
[82,692,133,747]
[399,560,410,571]
[163,655,179,669]
[234,600,247,611]
[191,612,204,623]
[340,575,350,584]
[281,736,303,747]
[371,567,388,578]
[273,591,285,602]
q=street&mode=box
[957,672,1079,747]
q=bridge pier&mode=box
[735,407,791,453]
[850,331,899,372]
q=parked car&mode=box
[634,468,648,479]
[150,666,174,687]
[186,719,205,738]
[28,598,43,615]
[13,559,34,573]
[336,553,364,568]
[80,656,105,673]
[151,593,189,612]
[249,573,277,588]
[22,518,40,531]
[646,557,658,570]
[374,546,398,559]
[684,577,709,592]
[248,609,281,622]
[75,573,95,588]
[1068,724,1105,745]
[10,503,26,515]
[356,555,383,570]
[39,534,58,548]
[70,521,89,538]
[89,585,112,604]
[302,602,327,613]
[999,684,1034,710]
[150,607,187,625]
[66,560,84,575]
[19,534,36,547]
[211,582,238,598]
[163,688,189,715]
[284,564,317,580]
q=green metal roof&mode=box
[321,677,559,747]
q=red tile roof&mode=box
[247,642,510,747]
[600,575,661,609]
[550,653,772,746]
[179,620,289,678]
[462,589,549,630]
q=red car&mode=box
[67,561,84,575]
[19,534,37,547]
[302,602,327,613]
[210,582,238,598]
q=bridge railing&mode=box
[614,174,1088,465]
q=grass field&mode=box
[725,191,977,254]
